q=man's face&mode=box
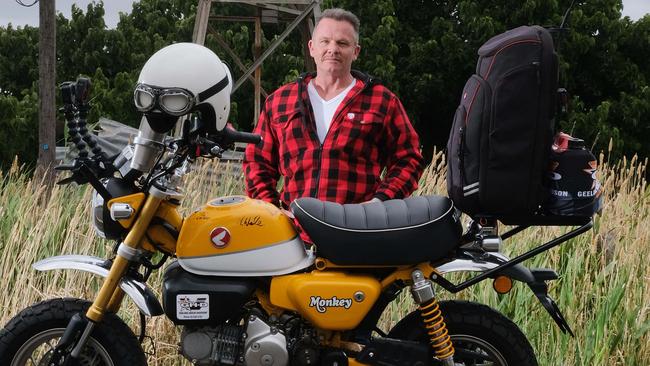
[308,18,360,77]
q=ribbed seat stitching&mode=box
[426,197,432,220]
[383,202,389,227]
[406,199,412,225]
[395,199,406,227]
[362,204,368,229]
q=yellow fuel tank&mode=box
[270,272,382,330]
[176,196,314,276]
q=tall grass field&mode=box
[0,152,648,365]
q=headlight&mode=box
[90,178,139,240]
[92,189,108,239]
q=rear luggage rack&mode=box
[432,218,592,334]
[432,218,593,293]
[477,213,592,226]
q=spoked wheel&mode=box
[450,335,509,365]
[11,328,114,366]
[0,298,146,366]
[388,300,538,366]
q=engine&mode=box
[180,325,242,365]
[179,312,320,366]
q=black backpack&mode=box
[446,25,559,220]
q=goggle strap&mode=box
[198,75,229,102]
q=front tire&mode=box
[0,298,147,366]
[388,300,538,366]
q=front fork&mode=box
[410,270,455,366]
[87,191,163,321]
[52,191,164,362]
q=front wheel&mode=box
[0,298,147,366]
[388,300,538,366]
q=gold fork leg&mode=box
[86,193,163,322]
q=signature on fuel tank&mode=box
[240,216,263,227]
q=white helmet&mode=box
[134,42,232,134]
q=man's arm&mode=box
[374,95,425,201]
[243,103,281,205]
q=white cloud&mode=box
[622,0,650,20]
[0,0,136,29]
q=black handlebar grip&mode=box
[75,77,92,105]
[223,128,262,145]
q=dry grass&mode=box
[0,153,648,365]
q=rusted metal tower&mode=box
[193,0,322,125]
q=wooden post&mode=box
[37,0,56,184]
[254,13,262,126]
[193,0,212,45]
[300,19,315,73]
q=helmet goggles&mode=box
[134,74,229,117]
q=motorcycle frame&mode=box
[34,181,592,338]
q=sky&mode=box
[0,0,136,29]
[0,0,648,28]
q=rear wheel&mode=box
[0,298,147,366]
[388,300,537,366]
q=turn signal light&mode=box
[492,276,513,294]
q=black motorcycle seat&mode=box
[291,196,463,265]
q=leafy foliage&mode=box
[0,0,649,169]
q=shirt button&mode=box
[347,113,355,119]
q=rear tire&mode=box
[388,300,537,366]
[0,298,147,366]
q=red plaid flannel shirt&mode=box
[244,71,424,208]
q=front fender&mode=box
[33,255,164,317]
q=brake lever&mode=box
[207,135,234,152]
[209,145,225,158]
[194,137,226,158]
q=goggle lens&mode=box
[160,93,192,114]
[133,84,195,116]
[134,89,155,110]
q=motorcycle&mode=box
[0,77,593,366]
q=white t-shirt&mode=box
[307,79,356,143]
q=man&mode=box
[244,8,424,208]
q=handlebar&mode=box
[220,127,262,145]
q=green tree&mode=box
[558,0,650,161]
[2,0,650,170]
[0,24,39,97]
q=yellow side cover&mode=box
[270,271,381,330]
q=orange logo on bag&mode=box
[584,160,598,180]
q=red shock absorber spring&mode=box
[419,297,455,360]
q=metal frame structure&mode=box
[192,0,322,125]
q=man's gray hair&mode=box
[316,8,360,42]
